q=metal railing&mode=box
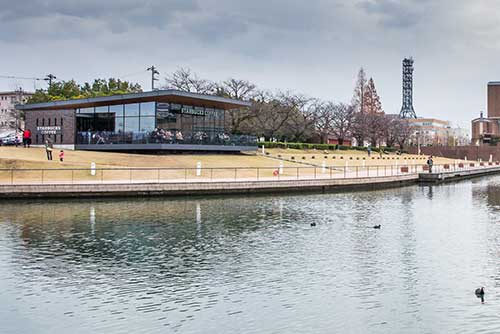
[1,162,498,185]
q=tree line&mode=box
[24,68,413,147]
[164,67,412,147]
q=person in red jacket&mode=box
[59,150,64,162]
[23,129,32,148]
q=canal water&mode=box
[1,177,500,334]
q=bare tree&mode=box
[164,68,214,94]
[395,118,413,148]
[313,100,335,144]
[330,103,355,145]
[215,78,257,134]
[365,113,386,146]
[247,91,295,140]
[352,68,367,113]
[281,94,316,142]
[215,78,256,100]
[351,112,368,146]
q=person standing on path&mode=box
[44,139,53,161]
[23,129,32,148]
[427,156,434,173]
[59,150,64,162]
[367,146,372,157]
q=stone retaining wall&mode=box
[0,175,418,199]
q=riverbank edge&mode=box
[4,165,500,200]
[0,175,418,199]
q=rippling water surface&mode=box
[1,177,500,333]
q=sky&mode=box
[1,0,499,129]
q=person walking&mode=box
[59,150,64,162]
[44,139,53,161]
[23,129,32,148]
[367,146,372,157]
[427,155,434,173]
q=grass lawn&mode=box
[0,146,470,183]
[264,147,465,167]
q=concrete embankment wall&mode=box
[0,175,418,199]
[408,146,500,161]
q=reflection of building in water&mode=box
[484,185,500,209]
[90,206,96,234]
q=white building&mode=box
[408,117,470,146]
[0,90,33,136]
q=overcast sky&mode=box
[1,0,499,128]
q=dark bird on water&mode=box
[310,222,316,227]
[373,225,381,229]
[475,287,485,296]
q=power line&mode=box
[118,69,148,79]
[0,75,45,81]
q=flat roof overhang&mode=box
[75,143,257,152]
[17,90,251,111]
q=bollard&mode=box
[279,161,284,175]
[262,145,265,155]
[196,162,202,176]
[322,161,326,174]
[90,162,96,176]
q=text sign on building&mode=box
[37,126,61,135]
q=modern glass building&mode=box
[19,90,256,152]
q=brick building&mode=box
[471,82,500,145]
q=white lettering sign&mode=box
[37,126,61,135]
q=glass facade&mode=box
[75,102,256,147]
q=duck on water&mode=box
[475,287,485,303]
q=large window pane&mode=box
[115,116,124,134]
[110,104,123,117]
[79,107,94,115]
[140,102,155,116]
[124,116,139,132]
[125,103,139,116]
[139,117,155,132]
[95,106,108,113]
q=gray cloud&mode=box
[1,0,499,128]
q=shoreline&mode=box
[2,165,500,200]
[1,174,417,199]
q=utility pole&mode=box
[14,86,24,134]
[146,66,160,91]
[44,74,57,89]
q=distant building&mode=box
[408,117,468,146]
[471,82,500,145]
[0,90,33,135]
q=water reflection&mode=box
[1,179,500,333]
